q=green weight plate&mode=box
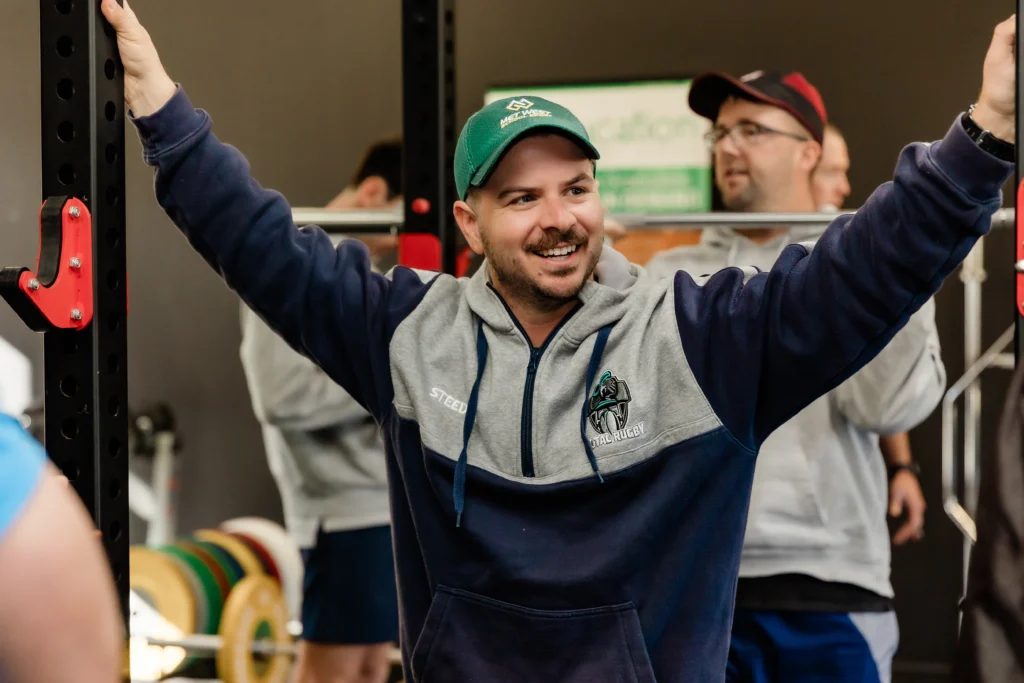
[160,544,223,634]
[176,541,232,601]
[191,538,245,588]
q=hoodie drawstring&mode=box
[453,321,614,526]
[454,319,488,527]
[581,324,614,483]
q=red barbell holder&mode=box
[0,196,93,331]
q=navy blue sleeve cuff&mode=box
[129,85,210,163]
[928,114,1014,203]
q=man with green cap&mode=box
[105,2,1016,681]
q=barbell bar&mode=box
[143,634,295,657]
[140,634,405,663]
[291,207,1015,230]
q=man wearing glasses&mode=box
[646,71,945,682]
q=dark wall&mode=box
[0,1,1014,678]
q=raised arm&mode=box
[104,1,433,420]
[673,17,1015,451]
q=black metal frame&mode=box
[402,0,458,274]
[26,0,456,645]
[39,0,129,625]
[1016,8,1023,362]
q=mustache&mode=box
[526,229,588,252]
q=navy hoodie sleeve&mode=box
[130,87,432,422]
[674,118,1012,450]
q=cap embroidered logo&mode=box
[505,98,535,112]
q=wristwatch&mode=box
[962,104,1015,162]
[888,462,921,480]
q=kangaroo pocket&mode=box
[411,586,657,683]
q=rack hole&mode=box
[56,0,73,14]
[61,418,79,439]
[104,58,116,80]
[57,78,75,100]
[105,101,116,122]
[56,36,74,57]
[58,164,75,185]
[57,121,74,142]
[60,376,78,397]
[105,144,119,164]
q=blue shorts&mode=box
[300,525,399,645]
[727,609,899,683]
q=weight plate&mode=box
[220,518,304,621]
[217,575,291,683]
[161,549,209,645]
[160,544,224,634]
[191,538,245,588]
[229,531,282,583]
[129,546,196,636]
[177,540,233,601]
[194,529,265,579]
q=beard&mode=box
[721,180,764,212]
[480,225,600,312]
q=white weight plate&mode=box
[219,517,304,621]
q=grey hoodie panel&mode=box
[239,302,391,545]
[645,227,946,597]
[389,256,724,485]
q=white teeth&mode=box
[540,245,577,257]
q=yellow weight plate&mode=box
[217,575,291,683]
[129,546,196,636]
[194,528,266,578]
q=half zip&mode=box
[488,283,582,477]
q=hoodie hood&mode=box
[463,243,644,346]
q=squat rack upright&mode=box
[0,0,459,636]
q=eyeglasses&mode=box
[704,121,810,150]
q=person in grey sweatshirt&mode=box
[239,139,402,683]
[645,71,944,682]
[812,122,928,545]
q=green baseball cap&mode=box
[454,96,600,200]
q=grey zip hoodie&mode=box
[646,226,946,599]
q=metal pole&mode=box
[401,0,457,273]
[960,240,985,592]
[39,0,129,627]
[288,207,1016,231]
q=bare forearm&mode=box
[880,432,913,465]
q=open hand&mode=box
[889,470,926,545]
[100,0,177,117]
[973,15,1016,143]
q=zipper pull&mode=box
[527,349,540,373]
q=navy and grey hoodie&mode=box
[130,87,1010,682]
[647,227,945,604]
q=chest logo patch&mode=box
[588,371,645,447]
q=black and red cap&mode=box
[688,70,828,144]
